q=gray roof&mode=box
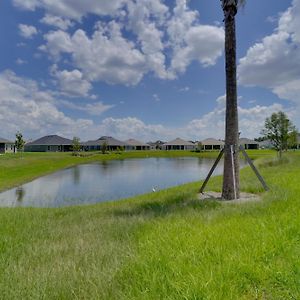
[0,137,13,144]
[201,138,225,146]
[239,138,259,145]
[84,136,128,146]
[26,135,73,146]
[163,138,195,146]
[125,139,149,147]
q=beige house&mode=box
[239,138,259,150]
[0,137,16,154]
[201,138,224,150]
[162,138,196,151]
[125,139,150,150]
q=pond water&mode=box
[0,157,246,208]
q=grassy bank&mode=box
[2,150,299,299]
[0,150,274,192]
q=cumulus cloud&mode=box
[60,101,114,116]
[18,24,38,39]
[40,14,74,30]
[238,0,300,104]
[13,0,126,20]
[167,0,224,75]
[186,96,285,140]
[34,0,224,86]
[0,70,93,139]
[50,65,92,97]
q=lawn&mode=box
[1,150,299,299]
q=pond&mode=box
[0,157,246,208]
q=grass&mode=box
[1,150,300,299]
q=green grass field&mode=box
[1,150,300,299]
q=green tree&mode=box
[72,137,81,155]
[288,129,298,150]
[261,111,298,157]
[221,0,245,200]
[101,141,108,154]
[15,132,25,152]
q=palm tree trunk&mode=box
[222,4,240,200]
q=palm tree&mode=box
[221,0,245,200]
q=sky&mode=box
[0,0,299,142]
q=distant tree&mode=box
[101,141,108,154]
[197,142,203,152]
[72,137,81,155]
[261,111,298,157]
[288,129,299,150]
[15,132,25,152]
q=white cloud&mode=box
[96,117,173,141]
[18,24,38,39]
[50,65,92,97]
[40,30,73,60]
[40,14,74,30]
[42,22,146,85]
[16,58,27,65]
[36,0,224,86]
[0,70,93,139]
[13,0,126,20]
[167,0,224,75]
[238,0,300,104]
[186,97,285,140]
[61,101,114,116]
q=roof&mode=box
[26,135,73,146]
[0,137,14,144]
[84,136,128,146]
[163,138,195,146]
[239,138,259,145]
[125,139,149,147]
[201,138,225,146]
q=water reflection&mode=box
[0,157,246,208]
[16,186,25,202]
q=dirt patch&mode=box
[198,191,261,204]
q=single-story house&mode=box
[147,140,165,150]
[0,137,16,154]
[83,136,129,151]
[125,139,150,150]
[239,138,259,150]
[201,138,224,150]
[162,138,196,151]
[258,139,273,149]
[24,135,73,152]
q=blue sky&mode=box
[0,0,299,142]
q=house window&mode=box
[48,146,50,151]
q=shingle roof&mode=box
[239,138,259,145]
[26,135,73,146]
[0,137,13,144]
[83,136,128,146]
[163,138,195,146]
[201,138,225,146]
[125,139,149,147]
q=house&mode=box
[0,137,16,153]
[147,140,165,150]
[24,135,73,152]
[258,139,273,149]
[162,138,196,151]
[239,138,259,150]
[201,138,224,150]
[84,136,129,151]
[125,139,150,150]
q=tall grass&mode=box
[1,150,299,299]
